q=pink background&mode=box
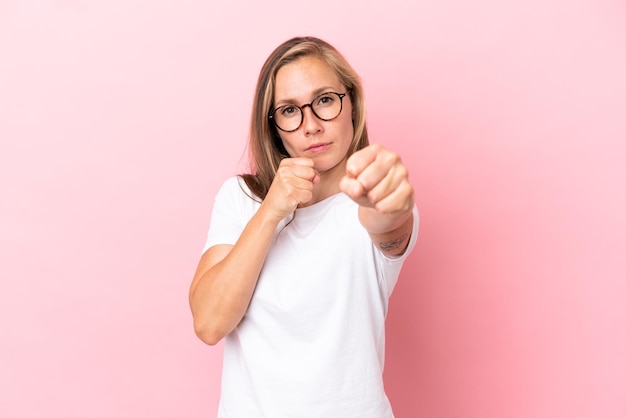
[1,1,625,417]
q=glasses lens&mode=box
[274,106,302,132]
[271,92,344,132]
[312,93,342,121]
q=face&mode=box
[273,56,354,176]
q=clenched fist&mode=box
[340,144,414,215]
[262,158,321,222]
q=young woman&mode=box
[190,36,419,417]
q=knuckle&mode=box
[396,164,408,178]
[396,182,412,200]
[276,166,289,177]
[370,143,383,153]
[374,201,392,214]
[279,177,290,188]
[383,151,400,166]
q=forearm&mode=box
[190,206,280,345]
[360,206,414,257]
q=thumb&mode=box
[340,176,365,199]
[312,170,321,184]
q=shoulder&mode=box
[215,176,259,202]
[209,176,263,223]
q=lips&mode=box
[305,142,331,153]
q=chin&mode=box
[315,158,345,175]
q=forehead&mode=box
[274,56,343,103]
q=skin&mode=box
[189,56,414,345]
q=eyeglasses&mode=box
[269,91,349,133]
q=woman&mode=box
[190,36,419,417]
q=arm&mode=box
[340,144,415,257]
[360,208,414,257]
[189,158,320,345]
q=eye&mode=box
[280,106,299,117]
[315,94,335,107]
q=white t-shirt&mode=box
[204,176,419,418]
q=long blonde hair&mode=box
[241,36,369,200]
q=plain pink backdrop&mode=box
[1,1,625,417]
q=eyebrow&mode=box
[274,86,340,108]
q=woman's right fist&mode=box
[262,158,320,222]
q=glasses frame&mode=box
[269,91,349,133]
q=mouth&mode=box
[305,142,332,153]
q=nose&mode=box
[301,105,323,136]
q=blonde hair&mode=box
[241,36,369,200]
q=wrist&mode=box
[256,200,292,227]
[358,204,413,235]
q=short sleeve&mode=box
[202,177,260,254]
